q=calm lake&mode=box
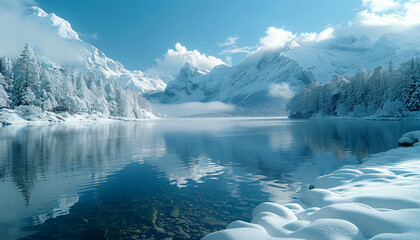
[1,118,420,240]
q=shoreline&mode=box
[0,108,157,126]
[203,132,420,240]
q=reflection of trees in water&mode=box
[1,119,419,207]
[289,120,420,160]
[161,120,420,183]
[0,123,160,205]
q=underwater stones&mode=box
[152,226,166,235]
[200,217,227,227]
[174,229,191,239]
[170,207,180,218]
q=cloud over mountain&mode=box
[145,43,226,83]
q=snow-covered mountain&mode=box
[24,6,166,94]
[285,34,420,83]
[155,52,314,115]
[151,32,420,115]
[22,6,420,117]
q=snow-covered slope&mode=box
[285,34,420,83]
[153,33,420,115]
[24,6,166,94]
[156,52,314,115]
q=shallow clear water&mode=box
[1,118,420,240]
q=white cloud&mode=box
[0,0,84,64]
[225,56,232,66]
[258,27,296,51]
[268,83,295,99]
[346,0,420,39]
[0,0,36,9]
[242,26,335,61]
[218,0,420,61]
[219,46,255,55]
[145,43,226,83]
[362,0,401,12]
[297,27,335,43]
[355,0,420,27]
[217,36,239,47]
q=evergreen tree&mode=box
[105,81,118,116]
[402,58,420,111]
[0,73,10,108]
[0,56,14,83]
[12,43,41,106]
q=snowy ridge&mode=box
[154,33,420,115]
[285,34,420,83]
[155,52,313,115]
[24,6,166,94]
[204,140,420,239]
[24,6,80,40]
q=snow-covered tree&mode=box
[12,43,41,107]
[0,73,11,108]
[0,56,14,85]
[0,43,152,119]
[289,57,419,118]
[105,81,118,116]
[402,58,420,111]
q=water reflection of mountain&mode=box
[160,119,420,182]
[0,123,165,239]
[1,119,420,239]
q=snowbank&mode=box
[203,141,420,240]
[0,106,156,125]
[398,131,420,146]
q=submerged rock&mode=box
[175,230,191,239]
[170,207,180,218]
[200,217,227,227]
[152,226,166,235]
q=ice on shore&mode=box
[203,139,420,240]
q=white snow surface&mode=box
[398,131,420,146]
[203,144,420,240]
[24,6,166,94]
[0,106,156,125]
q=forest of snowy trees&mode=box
[289,57,420,118]
[0,43,151,120]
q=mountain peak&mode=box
[24,6,48,17]
[24,6,80,40]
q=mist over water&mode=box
[1,118,420,239]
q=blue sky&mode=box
[35,0,361,70]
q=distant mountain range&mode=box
[20,6,420,116]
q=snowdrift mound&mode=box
[399,131,420,146]
[204,135,420,240]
